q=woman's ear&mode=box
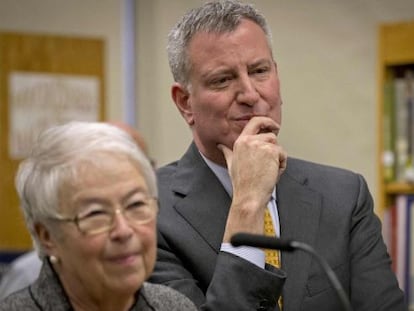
[35,223,57,256]
[171,82,194,126]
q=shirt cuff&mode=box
[221,242,265,269]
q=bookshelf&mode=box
[377,20,414,215]
[377,21,414,305]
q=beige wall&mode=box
[0,0,124,120]
[1,0,414,209]
[136,0,414,208]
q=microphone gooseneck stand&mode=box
[290,240,353,311]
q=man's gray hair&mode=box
[167,0,273,88]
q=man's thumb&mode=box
[217,144,232,168]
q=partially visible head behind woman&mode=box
[106,120,150,158]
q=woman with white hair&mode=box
[0,121,196,311]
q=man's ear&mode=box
[35,223,57,255]
[171,82,194,126]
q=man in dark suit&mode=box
[149,1,406,310]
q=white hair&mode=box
[16,121,157,257]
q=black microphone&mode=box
[230,233,353,311]
[231,232,295,251]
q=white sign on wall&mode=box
[8,71,100,159]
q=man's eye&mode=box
[210,76,232,88]
[251,67,269,75]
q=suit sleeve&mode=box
[349,175,406,310]
[150,229,286,311]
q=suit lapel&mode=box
[277,163,323,311]
[170,143,231,252]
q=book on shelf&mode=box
[382,194,414,308]
[383,67,414,183]
[406,71,414,183]
[409,202,414,310]
[382,200,397,271]
[394,75,409,181]
[382,76,395,182]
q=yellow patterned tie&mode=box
[264,207,283,310]
[264,208,280,266]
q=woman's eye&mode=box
[81,209,107,219]
[127,200,146,210]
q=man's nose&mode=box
[236,74,260,106]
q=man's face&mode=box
[173,19,282,165]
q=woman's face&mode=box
[40,154,157,298]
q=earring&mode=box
[50,255,59,264]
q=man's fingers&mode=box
[277,148,288,181]
[240,116,280,136]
